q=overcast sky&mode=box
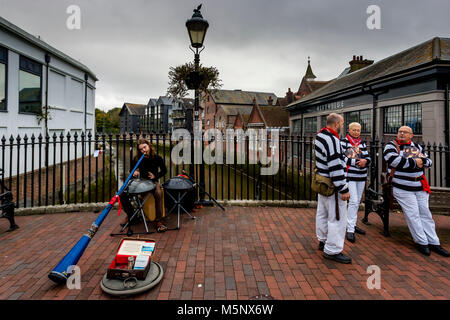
[1,0,449,110]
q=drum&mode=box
[142,188,166,222]
[127,179,156,195]
[163,176,196,213]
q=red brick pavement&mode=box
[0,206,448,300]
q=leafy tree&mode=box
[167,62,222,100]
[95,107,121,133]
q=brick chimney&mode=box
[268,96,273,106]
[349,55,374,73]
[286,88,294,104]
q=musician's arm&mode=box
[155,156,167,180]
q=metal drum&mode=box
[127,179,156,195]
[163,176,195,213]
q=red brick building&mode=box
[234,98,289,133]
[202,89,277,131]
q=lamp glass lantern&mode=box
[186,11,209,48]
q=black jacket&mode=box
[131,154,167,182]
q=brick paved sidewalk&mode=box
[0,206,448,300]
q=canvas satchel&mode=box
[311,140,335,197]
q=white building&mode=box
[0,16,97,139]
[0,16,97,177]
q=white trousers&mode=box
[392,187,440,246]
[347,181,366,233]
[316,193,348,255]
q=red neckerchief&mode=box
[345,134,361,171]
[319,127,339,139]
[396,139,411,146]
[346,134,361,147]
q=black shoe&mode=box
[318,241,325,251]
[429,245,450,257]
[417,244,431,256]
[323,252,352,264]
[346,232,355,243]
[355,226,366,235]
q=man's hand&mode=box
[341,192,350,201]
[356,159,367,168]
[415,158,423,168]
[148,172,155,179]
[133,170,140,178]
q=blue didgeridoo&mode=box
[48,154,145,284]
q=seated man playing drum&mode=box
[120,138,168,232]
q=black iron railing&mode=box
[0,132,448,209]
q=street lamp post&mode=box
[362,84,388,188]
[186,4,209,204]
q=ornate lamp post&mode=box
[186,4,209,203]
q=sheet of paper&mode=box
[133,255,150,270]
[117,240,155,256]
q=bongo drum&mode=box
[143,188,165,222]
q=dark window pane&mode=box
[304,117,317,133]
[404,103,422,134]
[383,105,402,134]
[345,111,359,131]
[320,115,327,127]
[292,119,302,135]
[359,109,371,133]
[19,56,42,75]
[19,70,41,114]
[0,63,5,111]
[0,46,6,63]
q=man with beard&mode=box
[383,126,448,257]
[314,113,351,264]
[120,138,168,232]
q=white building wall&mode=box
[0,24,96,178]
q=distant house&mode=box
[172,98,194,131]
[278,58,332,107]
[144,98,158,133]
[216,105,253,132]
[247,98,289,132]
[144,96,194,133]
[119,103,146,133]
[202,89,278,131]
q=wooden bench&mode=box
[362,184,450,237]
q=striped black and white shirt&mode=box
[340,138,372,181]
[314,129,349,194]
[383,140,432,192]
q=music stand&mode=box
[110,179,156,237]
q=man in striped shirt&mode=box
[340,122,371,243]
[315,113,352,264]
[383,126,449,257]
